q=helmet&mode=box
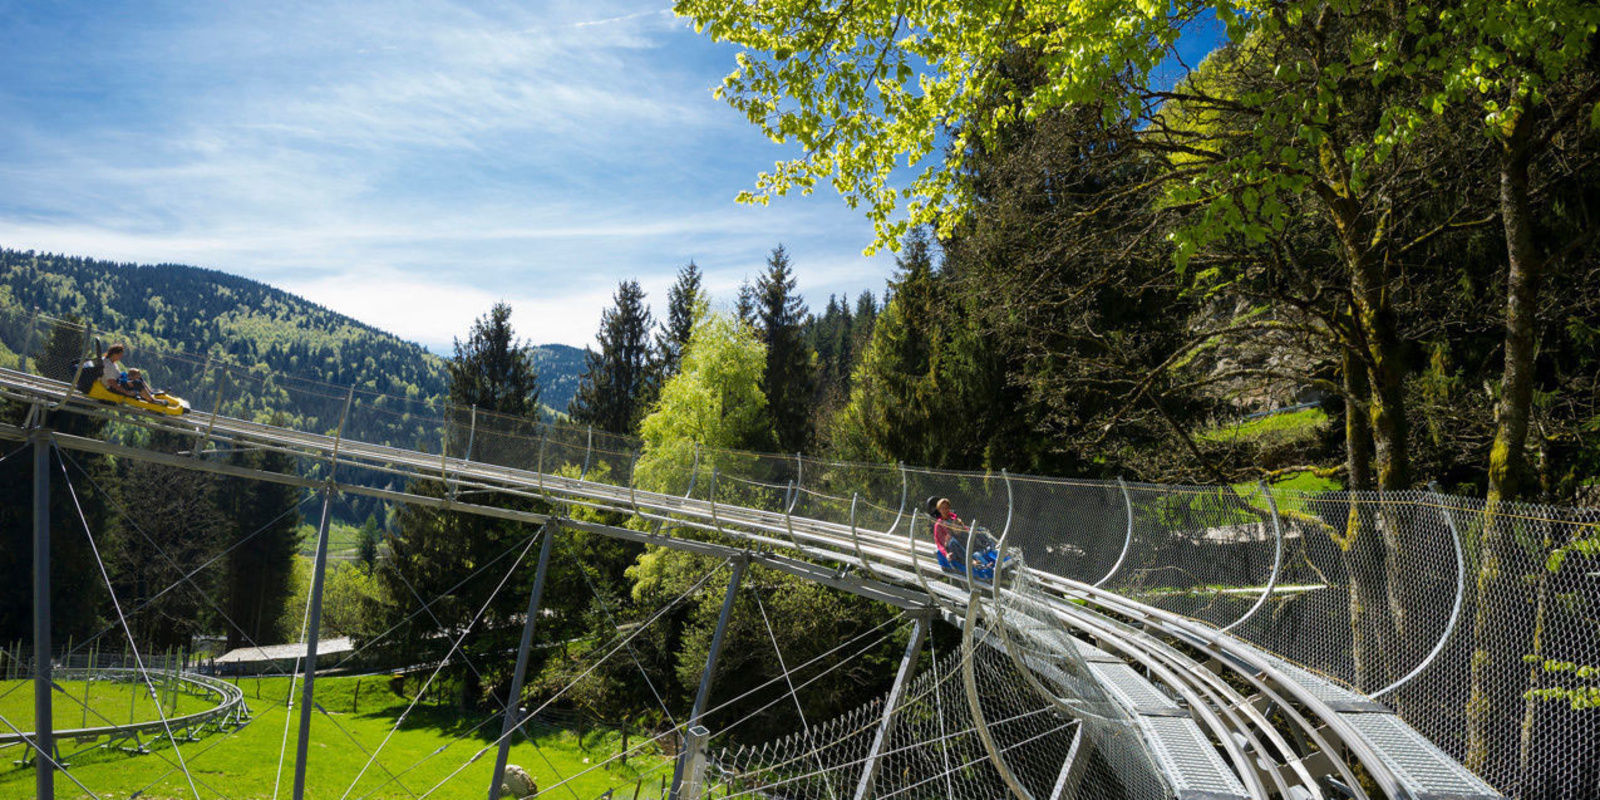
[924,496,940,518]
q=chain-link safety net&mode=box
[2,305,1598,799]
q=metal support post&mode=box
[1047,722,1087,800]
[32,429,54,800]
[58,323,94,409]
[194,363,228,459]
[852,614,930,800]
[886,462,907,538]
[991,471,1014,603]
[536,428,548,496]
[1095,478,1135,588]
[328,387,355,474]
[707,468,722,534]
[677,725,712,800]
[961,589,1035,800]
[488,523,557,800]
[627,450,640,515]
[781,481,804,551]
[848,492,879,580]
[465,406,478,463]
[19,309,39,371]
[670,558,747,800]
[580,425,593,480]
[1373,484,1469,699]
[291,488,336,800]
[684,443,701,498]
[1225,479,1284,632]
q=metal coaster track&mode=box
[0,366,1503,800]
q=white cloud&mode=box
[0,0,903,353]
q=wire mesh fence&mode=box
[3,305,1599,798]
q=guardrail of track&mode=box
[0,667,250,751]
[0,368,1501,800]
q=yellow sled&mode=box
[85,379,191,415]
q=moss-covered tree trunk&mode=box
[1467,120,1544,788]
[1338,349,1394,689]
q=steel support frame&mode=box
[290,489,336,800]
[1046,721,1086,800]
[33,428,54,800]
[961,589,1036,800]
[488,523,557,800]
[1094,478,1136,588]
[851,612,930,800]
[1223,480,1284,633]
[669,557,747,800]
[1371,483,1468,700]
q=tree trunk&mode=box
[1467,122,1544,789]
[1488,124,1542,505]
[1338,351,1394,689]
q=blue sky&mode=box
[0,0,905,351]
[0,1,1222,352]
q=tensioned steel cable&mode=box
[335,530,540,800]
[380,544,584,800]
[56,447,306,661]
[725,710,1073,800]
[388,562,732,800]
[57,444,210,800]
[557,534,680,731]
[326,528,541,671]
[711,625,1002,789]
[754,590,842,800]
[508,610,910,800]
[0,711,107,799]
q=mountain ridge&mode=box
[0,247,585,413]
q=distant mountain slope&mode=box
[531,343,585,414]
[0,248,450,401]
[0,248,585,415]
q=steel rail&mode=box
[0,668,248,748]
[0,368,1478,800]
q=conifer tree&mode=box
[0,315,111,644]
[447,302,540,418]
[222,435,303,649]
[570,280,657,435]
[735,279,757,327]
[656,262,702,379]
[755,245,816,453]
[377,303,544,706]
[829,228,965,466]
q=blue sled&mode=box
[935,549,1009,583]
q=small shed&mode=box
[211,638,354,675]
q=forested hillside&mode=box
[530,343,584,414]
[0,249,450,400]
[0,249,588,416]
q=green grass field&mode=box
[0,675,669,800]
[0,679,216,733]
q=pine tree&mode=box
[447,302,540,418]
[222,437,303,649]
[829,227,954,465]
[656,262,702,379]
[755,245,816,453]
[377,303,546,707]
[735,279,757,327]
[570,280,657,435]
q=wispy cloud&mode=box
[0,0,896,350]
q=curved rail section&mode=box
[0,367,1503,800]
[0,667,250,762]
